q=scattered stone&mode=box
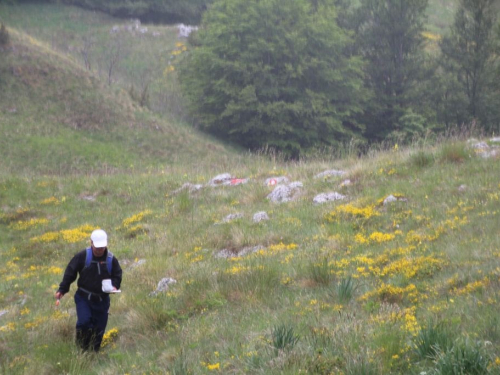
[217,213,243,224]
[208,173,248,187]
[491,137,500,143]
[215,245,264,259]
[458,184,467,192]
[80,195,96,202]
[383,195,408,205]
[267,182,303,203]
[289,181,303,189]
[0,310,7,319]
[470,141,489,149]
[229,178,249,186]
[208,173,232,186]
[127,259,147,270]
[314,169,346,179]
[178,24,198,38]
[111,25,120,33]
[173,183,203,194]
[152,31,161,37]
[467,140,500,158]
[479,149,500,159]
[265,176,289,186]
[253,211,269,223]
[313,192,346,204]
[340,179,352,187]
[150,277,177,296]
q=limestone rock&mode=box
[313,192,346,204]
[253,211,269,223]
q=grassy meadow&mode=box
[2,2,500,375]
[1,135,500,374]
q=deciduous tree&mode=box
[179,0,366,157]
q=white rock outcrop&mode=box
[313,192,346,204]
[150,277,177,296]
[253,211,269,223]
[267,182,303,203]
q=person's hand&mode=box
[55,291,63,306]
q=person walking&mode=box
[55,229,122,352]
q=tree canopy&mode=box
[179,0,367,157]
[440,0,499,131]
[354,0,432,140]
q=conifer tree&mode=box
[354,0,431,140]
[440,0,499,131]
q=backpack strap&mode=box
[106,251,114,275]
[84,247,113,275]
[84,247,92,268]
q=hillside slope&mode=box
[0,28,232,175]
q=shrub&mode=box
[413,320,454,359]
[308,256,333,285]
[439,142,469,163]
[431,338,490,375]
[0,23,10,47]
[410,150,435,168]
[336,276,358,303]
[271,324,300,353]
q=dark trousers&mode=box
[74,291,110,351]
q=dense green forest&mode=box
[12,0,212,23]
[3,0,500,157]
[179,0,500,157]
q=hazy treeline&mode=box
[12,0,213,23]
[179,0,500,157]
[7,0,500,157]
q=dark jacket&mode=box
[58,248,122,296]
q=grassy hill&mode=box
[2,3,500,375]
[1,130,500,374]
[0,26,232,175]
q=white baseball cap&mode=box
[91,229,108,248]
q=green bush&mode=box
[179,0,366,158]
[0,23,10,46]
[410,150,435,168]
[308,256,333,285]
[336,276,358,303]
[413,320,454,359]
[271,324,300,353]
[439,142,470,163]
[431,338,490,375]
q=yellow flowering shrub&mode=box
[122,210,152,228]
[225,265,250,275]
[24,316,47,330]
[361,283,419,304]
[0,322,16,332]
[266,242,298,252]
[101,327,119,348]
[326,203,380,222]
[380,256,445,279]
[40,197,60,205]
[453,277,489,296]
[10,218,49,231]
[30,224,96,244]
